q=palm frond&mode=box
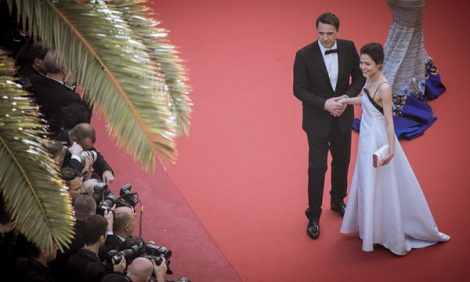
[111,1,192,136]
[0,49,74,252]
[9,0,192,170]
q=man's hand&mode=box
[152,257,167,282]
[68,142,83,156]
[81,156,94,179]
[334,95,349,116]
[112,258,126,273]
[102,170,115,185]
[325,96,348,117]
[104,210,114,233]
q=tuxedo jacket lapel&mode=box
[337,41,348,94]
[311,41,334,93]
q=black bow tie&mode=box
[325,49,338,55]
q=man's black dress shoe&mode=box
[330,201,346,217]
[304,208,311,220]
[307,219,320,240]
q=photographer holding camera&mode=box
[69,194,100,254]
[100,206,136,257]
[67,123,115,185]
[50,195,114,281]
[68,215,125,282]
[61,167,85,204]
[50,194,97,281]
[101,256,167,282]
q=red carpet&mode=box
[92,113,241,281]
[95,0,470,281]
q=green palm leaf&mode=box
[0,49,74,252]
[111,0,192,136]
[9,0,192,170]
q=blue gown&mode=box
[353,0,446,140]
[353,61,445,139]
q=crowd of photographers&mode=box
[0,13,190,282]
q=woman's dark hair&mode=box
[316,12,340,31]
[360,43,384,66]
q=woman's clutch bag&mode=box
[373,144,389,167]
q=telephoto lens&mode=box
[79,150,97,162]
[145,242,173,274]
[97,193,117,215]
[116,183,139,208]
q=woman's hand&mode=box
[381,150,394,166]
[339,97,349,105]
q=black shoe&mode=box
[307,219,320,240]
[304,208,311,220]
[330,200,346,217]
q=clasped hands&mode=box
[324,95,349,117]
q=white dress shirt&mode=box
[318,41,339,91]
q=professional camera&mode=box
[145,242,172,260]
[94,183,138,215]
[144,254,164,266]
[79,150,97,162]
[146,242,173,274]
[115,183,139,208]
[144,255,174,275]
[92,182,108,203]
[97,193,117,216]
[107,242,144,265]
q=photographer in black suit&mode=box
[67,123,115,185]
[61,167,85,204]
[15,42,48,89]
[68,215,125,282]
[102,256,168,282]
[50,195,97,281]
[100,206,136,260]
[293,12,365,240]
[29,50,89,132]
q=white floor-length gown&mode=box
[340,87,449,255]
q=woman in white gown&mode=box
[339,43,449,255]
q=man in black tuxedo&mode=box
[50,195,97,281]
[29,50,91,133]
[68,123,115,185]
[16,42,48,89]
[99,206,136,260]
[293,12,365,240]
[68,215,125,282]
